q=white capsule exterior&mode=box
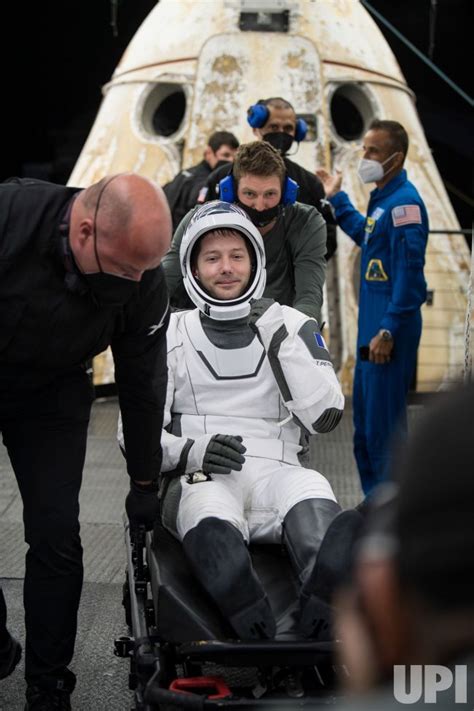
[71,0,470,392]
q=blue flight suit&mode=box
[330,170,428,494]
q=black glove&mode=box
[125,480,160,531]
[248,298,276,331]
[201,434,246,475]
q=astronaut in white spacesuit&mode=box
[158,201,348,641]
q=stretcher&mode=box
[115,520,346,710]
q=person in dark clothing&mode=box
[163,141,327,324]
[163,130,239,230]
[201,97,337,260]
[0,173,171,710]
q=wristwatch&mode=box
[379,329,393,341]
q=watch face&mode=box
[381,330,392,341]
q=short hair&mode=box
[232,141,286,183]
[257,97,295,113]
[369,119,409,158]
[81,176,132,235]
[208,131,239,153]
[190,227,253,271]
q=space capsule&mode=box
[69,0,470,392]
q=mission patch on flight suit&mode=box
[365,216,376,233]
[364,207,385,244]
[365,258,388,282]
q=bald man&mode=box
[0,174,171,709]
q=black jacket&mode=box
[0,178,169,482]
[203,158,337,259]
[163,159,212,231]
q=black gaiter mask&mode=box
[84,273,139,308]
[263,131,294,156]
[238,203,282,228]
[83,175,141,308]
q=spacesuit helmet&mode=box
[180,201,266,321]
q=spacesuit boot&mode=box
[182,517,276,640]
[284,499,362,640]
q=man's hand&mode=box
[369,333,394,364]
[191,434,246,475]
[125,480,160,531]
[248,298,276,331]
[202,434,246,474]
[316,169,343,198]
[185,434,246,475]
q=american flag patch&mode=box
[392,204,422,227]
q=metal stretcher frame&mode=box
[115,520,346,710]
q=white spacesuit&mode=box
[162,297,344,540]
[158,202,347,641]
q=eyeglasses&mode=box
[92,176,119,274]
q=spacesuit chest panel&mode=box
[185,310,265,378]
[172,310,282,419]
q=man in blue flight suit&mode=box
[317,119,428,494]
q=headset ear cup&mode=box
[282,176,299,205]
[294,118,308,143]
[247,103,270,129]
[218,175,236,203]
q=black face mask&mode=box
[263,131,294,156]
[83,273,139,308]
[238,202,282,228]
[214,159,232,171]
[82,176,141,308]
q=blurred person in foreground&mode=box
[334,384,474,709]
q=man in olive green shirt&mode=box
[163,141,327,324]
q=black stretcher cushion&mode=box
[149,523,301,643]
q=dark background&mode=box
[2,0,472,229]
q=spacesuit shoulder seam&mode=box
[281,305,309,333]
[167,311,189,348]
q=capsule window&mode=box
[142,83,186,138]
[330,83,375,141]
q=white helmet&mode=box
[180,201,266,321]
